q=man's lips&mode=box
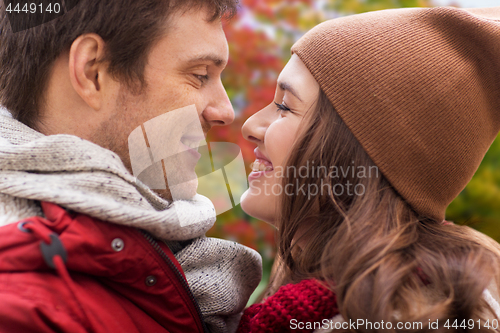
[180,135,205,148]
[180,135,204,159]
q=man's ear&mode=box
[68,33,107,111]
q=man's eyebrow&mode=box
[278,81,303,102]
[186,54,227,68]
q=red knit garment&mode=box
[237,279,339,333]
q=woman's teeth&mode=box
[250,159,273,172]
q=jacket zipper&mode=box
[140,230,209,333]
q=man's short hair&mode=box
[0,0,238,129]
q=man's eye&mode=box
[195,74,209,84]
[274,101,291,113]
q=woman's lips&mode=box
[248,158,274,180]
[249,148,274,180]
[251,159,273,172]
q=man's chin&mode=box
[154,178,199,201]
[153,189,173,201]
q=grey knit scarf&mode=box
[0,108,262,333]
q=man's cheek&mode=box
[127,104,204,195]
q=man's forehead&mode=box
[153,11,229,68]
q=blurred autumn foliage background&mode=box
[205,0,500,301]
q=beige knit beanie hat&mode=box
[291,6,500,222]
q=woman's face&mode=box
[240,54,320,224]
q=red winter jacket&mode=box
[0,201,207,333]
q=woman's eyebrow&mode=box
[278,81,303,102]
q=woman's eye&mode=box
[274,101,291,113]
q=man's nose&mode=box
[202,80,235,127]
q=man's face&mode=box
[93,8,234,200]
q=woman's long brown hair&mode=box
[270,90,500,331]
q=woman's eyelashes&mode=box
[274,101,292,114]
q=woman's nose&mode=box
[242,108,270,144]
